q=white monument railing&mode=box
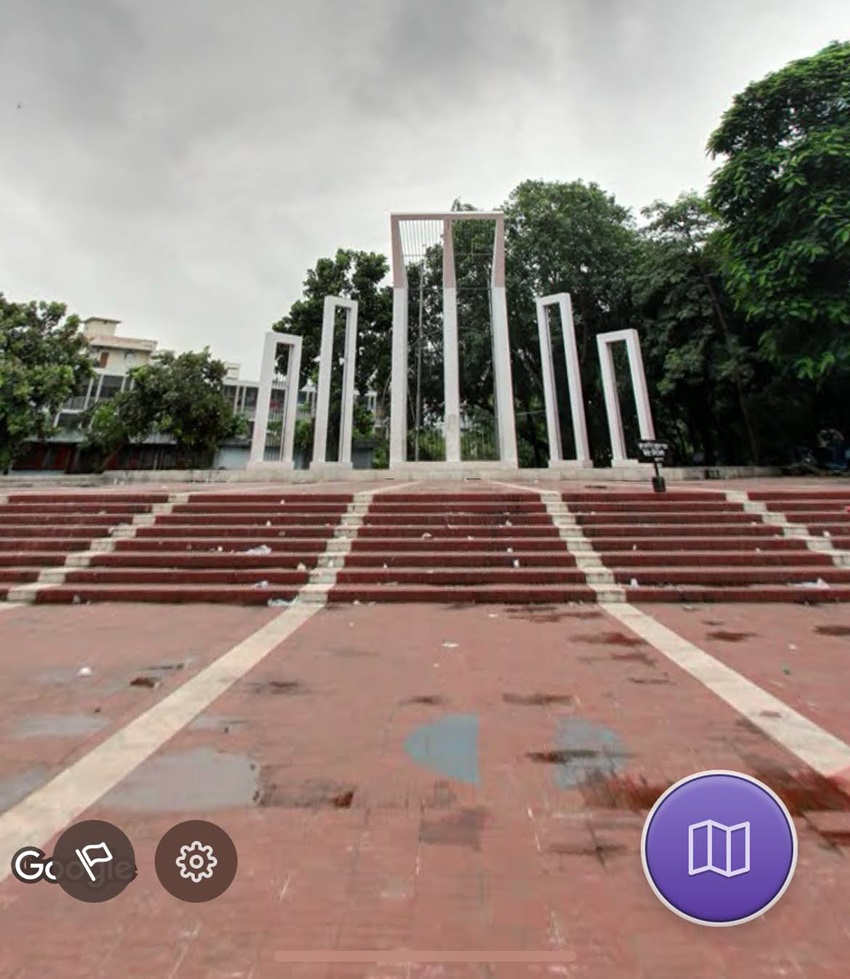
[248,331,303,470]
[388,211,518,467]
[535,293,591,466]
[312,295,358,468]
[596,328,655,464]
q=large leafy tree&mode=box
[502,180,642,464]
[0,295,94,473]
[707,40,850,381]
[634,193,760,464]
[83,349,243,469]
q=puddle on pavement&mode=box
[102,747,259,811]
[11,713,107,739]
[528,717,630,789]
[248,680,306,695]
[257,776,356,809]
[403,714,480,785]
[35,669,126,696]
[507,607,602,623]
[0,768,51,810]
[503,693,574,706]
[706,631,756,643]
[815,625,850,638]
[570,631,646,647]
[611,650,657,666]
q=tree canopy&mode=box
[707,40,850,382]
[0,295,94,473]
[82,348,244,470]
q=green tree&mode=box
[0,295,94,473]
[502,180,642,465]
[634,193,761,464]
[273,250,392,459]
[707,40,850,381]
[98,349,243,468]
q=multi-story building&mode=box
[14,317,382,472]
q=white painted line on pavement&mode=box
[0,485,403,883]
[603,601,850,779]
[0,602,321,882]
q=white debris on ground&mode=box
[244,545,272,555]
[77,666,93,677]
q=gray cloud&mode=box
[1,0,847,376]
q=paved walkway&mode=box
[1,597,850,977]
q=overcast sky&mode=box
[1,1,847,379]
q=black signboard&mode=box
[638,440,669,462]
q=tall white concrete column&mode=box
[490,213,518,466]
[389,215,408,467]
[312,296,358,467]
[248,331,302,470]
[442,218,461,463]
[597,328,655,465]
[535,293,590,465]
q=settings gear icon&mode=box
[175,840,218,883]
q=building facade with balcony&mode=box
[14,318,321,472]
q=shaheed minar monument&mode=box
[249,210,656,477]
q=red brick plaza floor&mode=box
[1,597,850,978]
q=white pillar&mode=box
[535,293,590,465]
[248,331,302,470]
[597,328,655,465]
[443,218,461,464]
[312,296,358,467]
[389,215,408,467]
[490,214,518,466]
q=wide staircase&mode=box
[2,492,351,605]
[565,489,850,602]
[328,491,595,604]
[0,493,168,600]
[1,484,850,606]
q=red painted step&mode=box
[356,525,560,539]
[153,513,347,527]
[614,567,850,586]
[343,551,578,569]
[0,569,40,584]
[589,537,806,552]
[6,493,168,504]
[582,524,776,538]
[0,552,70,567]
[327,584,597,604]
[0,524,117,538]
[627,585,850,603]
[348,537,568,553]
[88,551,322,569]
[133,524,338,539]
[602,550,833,568]
[34,584,301,605]
[0,538,93,552]
[62,568,310,586]
[110,537,331,553]
[575,512,758,526]
[335,568,588,586]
